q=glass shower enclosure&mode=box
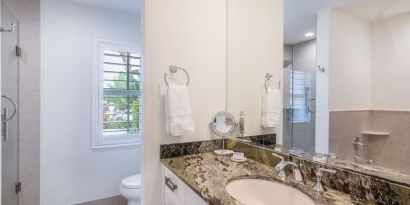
[1,3,20,205]
[283,40,317,153]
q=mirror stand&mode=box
[210,111,237,155]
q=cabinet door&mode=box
[163,166,208,205]
[164,167,186,205]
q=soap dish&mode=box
[231,156,247,163]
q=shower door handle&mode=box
[283,106,292,121]
[2,108,7,141]
[1,95,18,142]
[308,99,315,114]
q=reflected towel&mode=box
[262,88,280,128]
[166,84,195,136]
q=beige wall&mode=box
[329,10,372,111]
[329,11,410,111]
[330,110,410,174]
[143,0,228,204]
[227,0,283,140]
[329,12,410,174]
[371,13,410,110]
[2,0,41,205]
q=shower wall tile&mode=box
[330,110,410,174]
[2,0,41,205]
[329,110,370,160]
[366,110,410,173]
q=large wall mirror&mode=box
[226,0,410,184]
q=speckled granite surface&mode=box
[226,140,410,205]
[161,152,364,205]
[160,139,223,159]
[238,137,410,187]
[160,139,410,205]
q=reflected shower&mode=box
[283,59,293,68]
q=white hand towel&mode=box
[166,84,195,136]
[262,88,280,128]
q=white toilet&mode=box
[120,174,141,205]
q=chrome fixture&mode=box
[305,87,315,114]
[326,153,337,163]
[238,111,245,138]
[283,60,293,68]
[273,153,304,186]
[1,95,18,141]
[317,65,326,73]
[165,177,178,192]
[0,22,16,33]
[164,65,190,87]
[313,168,336,193]
[352,137,374,165]
[265,73,280,91]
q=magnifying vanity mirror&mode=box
[210,111,236,155]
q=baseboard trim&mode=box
[73,195,127,205]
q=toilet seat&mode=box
[121,174,141,189]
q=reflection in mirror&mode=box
[228,0,410,186]
[226,0,283,141]
[280,0,410,184]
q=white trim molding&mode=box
[91,38,141,149]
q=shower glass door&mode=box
[1,3,19,205]
[283,40,317,153]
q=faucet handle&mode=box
[313,168,336,193]
[272,153,284,162]
[272,153,285,171]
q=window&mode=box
[92,40,141,148]
[290,70,311,123]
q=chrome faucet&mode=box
[272,153,304,186]
[352,137,374,165]
[313,168,336,193]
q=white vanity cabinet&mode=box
[163,166,208,205]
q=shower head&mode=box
[283,60,293,68]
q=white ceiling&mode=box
[64,0,141,14]
[285,0,410,45]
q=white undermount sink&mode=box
[225,179,315,205]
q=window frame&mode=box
[290,70,312,124]
[92,39,141,149]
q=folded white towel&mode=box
[261,88,280,128]
[166,84,195,136]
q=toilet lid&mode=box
[121,174,141,189]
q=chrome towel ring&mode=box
[265,73,273,91]
[265,73,280,92]
[164,65,190,87]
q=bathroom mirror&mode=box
[226,0,410,185]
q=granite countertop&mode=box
[241,139,410,187]
[161,152,368,205]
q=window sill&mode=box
[92,139,141,149]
